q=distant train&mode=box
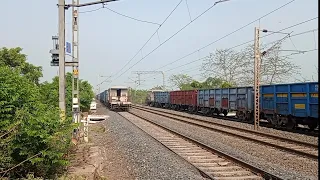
[146,82,319,130]
[98,86,132,111]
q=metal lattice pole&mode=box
[132,71,165,89]
[254,27,261,130]
[72,0,80,139]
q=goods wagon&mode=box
[146,90,163,106]
[170,90,198,112]
[99,90,107,105]
[154,91,170,108]
[260,82,318,130]
[198,87,254,119]
[107,86,132,111]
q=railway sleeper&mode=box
[121,112,278,180]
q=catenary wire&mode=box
[141,26,318,81]
[104,7,161,26]
[79,5,160,26]
[169,48,318,84]
[147,0,299,73]
[113,0,233,81]
[100,0,184,85]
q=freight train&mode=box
[146,82,319,130]
[98,86,132,111]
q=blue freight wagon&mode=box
[154,91,170,108]
[99,90,108,106]
[260,82,318,130]
[197,87,254,120]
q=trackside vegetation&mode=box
[0,47,94,178]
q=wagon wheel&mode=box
[286,117,296,130]
[247,113,254,123]
[307,122,318,131]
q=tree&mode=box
[150,85,165,90]
[201,42,301,86]
[201,49,247,86]
[39,73,94,116]
[129,89,148,104]
[0,47,94,178]
[0,47,43,84]
[201,77,234,88]
[169,74,193,89]
[0,66,73,178]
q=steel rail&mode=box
[133,106,318,160]
[122,111,283,180]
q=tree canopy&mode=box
[201,43,301,86]
[0,47,94,178]
[169,74,234,90]
[0,47,43,84]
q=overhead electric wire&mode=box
[147,0,298,72]
[113,0,233,81]
[141,17,317,81]
[104,7,161,26]
[79,5,161,26]
[141,27,318,81]
[102,0,184,84]
[175,48,318,81]
[79,7,103,13]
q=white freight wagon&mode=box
[107,86,132,111]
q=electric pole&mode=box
[58,0,66,120]
[53,0,119,122]
[72,0,80,125]
[253,27,261,130]
[132,71,166,90]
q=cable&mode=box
[104,7,161,26]
[148,0,298,72]
[79,5,160,26]
[79,7,103,13]
[142,25,317,81]
[142,28,318,81]
[148,17,317,79]
[185,0,192,22]
[113,0,233,80]
[103,0,184,83]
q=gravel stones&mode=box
[91,103,208,180]
[131,108,318,180]
[136,105,318,145]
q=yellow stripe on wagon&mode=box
[291,93,306,97]
[277,93,288,97]
[294,104,305,109]
[311,93,318,98]
[263,94,273,97]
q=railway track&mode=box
[132,105,318,160]
[140,105,318,136]
[119,111,283,180]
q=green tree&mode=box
[130,89,148,104]
[0,47,94,178]
[0,47,42,84]
[201,77,235,88]
[169,74,193,89]
[150,85,165,90]
[0,65,73,178]
[39,73,94,116]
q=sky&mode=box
[0,0,318,92]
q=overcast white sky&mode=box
[1,0,318,91]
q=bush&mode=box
[0,47,93,178]
[0,66,75,178]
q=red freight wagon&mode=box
[169,90,198,112]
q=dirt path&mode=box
[65,102,134,180]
